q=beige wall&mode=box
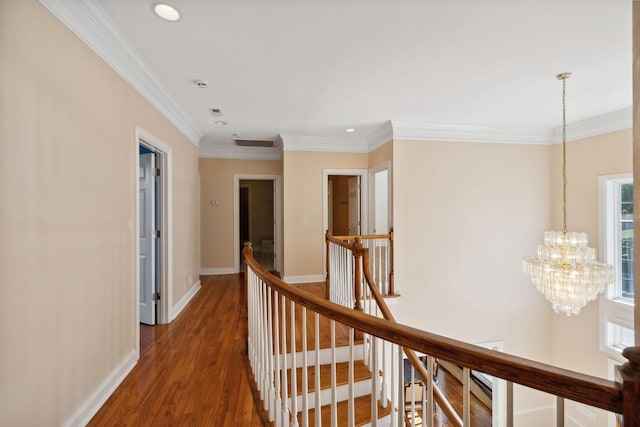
[200,158,282,270]
[369,140,393,168]
[392,139,553,355]
[0,1,200,425]
[392,138,555,418]
[283,151,368,278]
[550,130,632,426]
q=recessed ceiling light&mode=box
[345,128,356,133]
[152,3,181,22]
[215,121,228,126]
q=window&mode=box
[600,173,634,359]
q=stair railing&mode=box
[325,230,395,307]
[245,242,640,427]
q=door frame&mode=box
[368,161,392,234]
[323,169,368,276]
[135,126,172,358]
[234,174,282,273]
[322,169,368,237]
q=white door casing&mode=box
[347,176,361,235]
[139,152,156,325]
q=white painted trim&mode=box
[38,0,202,146]
[561,108,632,142]
[135,127,173,362]
[281,134,369,153]
[391,120,555,145]
[234,174,283,274]
[200,267,235,275]
[171,280,201,321]
[367,121,394,152]
[368,161,392,235]
[282,274,326,284]
[62,349,137,427]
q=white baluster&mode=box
[273,291,282,427]
[391,344,397,427]
[371,335,379,426]
[290,301,299,427]
[267,286,275,421]
[330,320,338,426]
[314,313,321,427]
[280,295,289,427]
[399,347,406,427]
[348,327,355,427]
[557,396,565,427]
[426,356,434,427]
[507,381,513,427]
[462,367,470,427]
[301,307,309,427]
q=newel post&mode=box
[325,230,331,299]
[617,347,640,426]
[353,238,364,312]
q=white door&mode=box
[347,176,361,235]
[139,152,156,325]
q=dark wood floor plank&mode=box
[88,274,262,426]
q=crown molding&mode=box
[281,134,369,153]
[38,0,203,147]
[367,121,394,151]
[559,107,632,142]
[390,120,555,145]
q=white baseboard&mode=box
[200,267,235,275]
[62,349,137,427]
[282,274,325,284]
[172,280,201,321]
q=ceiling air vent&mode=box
[234,139,274,148]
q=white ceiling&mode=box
[48,0,634,157]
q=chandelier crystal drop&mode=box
[522,73,614,316]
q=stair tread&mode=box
[286,360,372,396]
[297,394,393,427]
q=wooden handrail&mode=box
[244,244,627,416]
[361,247,462,426]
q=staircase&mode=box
[246,280,395,426]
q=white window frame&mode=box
[599,173,634,360]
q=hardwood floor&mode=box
[88,275,491,426]
[89,274,261,426]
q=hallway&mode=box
[89,274,261,426]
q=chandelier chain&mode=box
[561,75,567,233]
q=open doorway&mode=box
[135,127,172,358]
[323,169,368,238]
[234,174,282,275]
[327,175,361,235]
[239,180,275,272]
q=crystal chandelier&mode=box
[522,72,614,316]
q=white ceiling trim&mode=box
[559,107,632,143]
[390,120,556,145]
[367,121,394,152]
[38,0,203,147]
[281,135,369,153]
